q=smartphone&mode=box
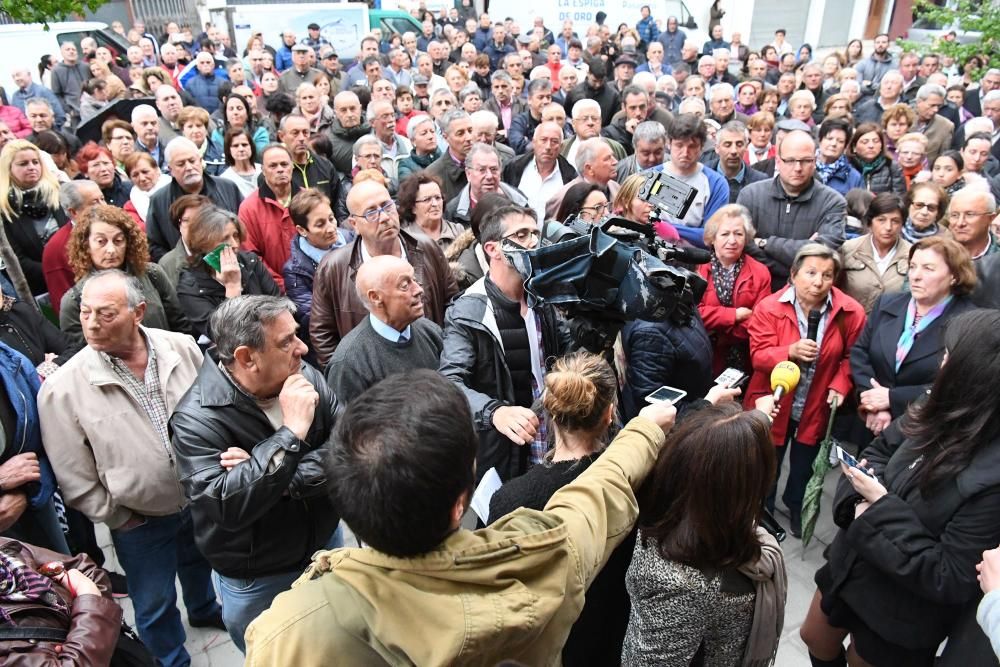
[645,386,687,405]
[833,445,877,480]
[714,368,748,389]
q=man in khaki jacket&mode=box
[245,370,677,665]
[38,269,222,667]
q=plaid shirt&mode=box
[100,327,172,462]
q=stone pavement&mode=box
[98,456,840,666]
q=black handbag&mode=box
[0,620,156,666]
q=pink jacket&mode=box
[0,104,32,138]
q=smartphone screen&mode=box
[714,368,748,389]
[646,386,687,405]
[835,445,877,480]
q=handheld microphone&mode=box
[770,361,801,402]
[807,309,822,342]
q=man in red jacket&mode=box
[43,180,105,314]
[238,145,297,290]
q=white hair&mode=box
[469,109,499,129]
[571,98,601,118]
[130,104,158,124]
[709,83,735,101]
[164,136,199,163]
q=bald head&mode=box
[357,255,411,305]
[355,254,425,329]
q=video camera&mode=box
[502,170,710,351]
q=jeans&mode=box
[111,508,219,667]
[214,521,345,653]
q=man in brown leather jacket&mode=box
[309,180,458,366]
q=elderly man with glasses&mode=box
[309,180,458,366]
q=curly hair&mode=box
[67,204,149,281]
[396,172,444,224]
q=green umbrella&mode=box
[800,397,840,549]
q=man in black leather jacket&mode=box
[170,295,341,653]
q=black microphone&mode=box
[663,245,713,264]
[807,309,821,342]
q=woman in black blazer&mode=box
[850,237,977,436]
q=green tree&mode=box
[0,0,107,26]
[897,0,1000,80]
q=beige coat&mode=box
[922,114,955,165]
[839,234,912,313]
[38,328,203,529]
[245,418,666,667]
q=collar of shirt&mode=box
[448,150,464,167]
[369,313,411,342]
[359,237,407,264]
[716,161,745,182]
[870,235,899,274]
[99,326,154,377]
[778,285,833,338]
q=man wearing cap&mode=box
[613,54,637,94]
[318,47,342,95]
[279,43,322,96]
[412,74,432,112]
[302,23,330,55]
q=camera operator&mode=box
[439,204,573,482]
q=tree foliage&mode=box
[897,0,1000,80]
[0,0,108,27]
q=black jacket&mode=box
[851,157,907,196]
[850,293,976,419]
[145,176,244,261]
[600,117,635,155]
[291,151,341,203]
[0,296,70,366]
[817,415,1000,651]
[563,82,620,128]
[439,276,573,482]
[175,251,281,341]
[99,174,132,208]
[619,313,713,421]
[3,198,69,296]
[327,118,372,175]
[170,356,341,579]
[501,153,578,191]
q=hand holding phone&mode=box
[714,368,748,389]
[834,445,877,480]
[646,386,687,405]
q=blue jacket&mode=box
[275,45,294,72]
[11,83,65,130]
[282,231,354,341]
[822,163,865,196]
[620,313,713,421]
[484,41,517,71]
[473,27,493,51]
[636,16,660,45]
[648,163,730,247]
[184,72,224,113]
[657,28,687,66]
[0,343,55,508]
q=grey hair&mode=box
[573,137,605,174]
[709,82,735,101]
[698,55,715,67]
[406,114,435,140]
[490,70,512,84]
[525,78,552,96]
[130,103,158,124]
[952,187,997,212]
[80,269,147,311]
[353,134,382,156]
[24,97,53,112]
[365,100,393,122]
[571,98,601,118]
[458,84,481,104]
[880,69,904,83]
[719,120,748,138]
[164,136,199,163]
[469,109,499,128]
[633,120,666,147]
[916,83,946,100]
[211,295,297,365]
[59,179,97,212]
[439,108,470,135]
[678,97,706,114]
[703,203,756,244]
[984,90,1000,105]
[791,242,841,277]
[464,142,499,169]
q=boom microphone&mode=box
[770,361,801,402]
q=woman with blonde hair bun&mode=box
[488,351,627,666]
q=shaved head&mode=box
[356,255,414,307]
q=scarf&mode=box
[736,528,787,667]
[901,162,923,189]
[7,187,51,221]
[815,153,850,185]
[946,177,966,197]
[0,546,68,624]
[856,154,886,180]
[895,295,952,371]
[901,217,941,243]
[710,254,749,368]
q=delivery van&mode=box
[0,22,130,93]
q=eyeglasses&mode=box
[502,228,541,243]
[948,211,994,222]
[780,157,814,168]
[470,166,500,176]
[351,200,396,223]
[911,202,939,212]
[415,194,443,204]
[580,202,610,214]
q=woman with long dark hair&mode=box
[802,309,1000,667]
[623,401,785,666]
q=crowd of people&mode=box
[2,2,1000,665]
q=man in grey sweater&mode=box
[325,255,443,403]
[737,130,846,290]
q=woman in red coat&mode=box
[697,204,773,376]
[744,243,867,538]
